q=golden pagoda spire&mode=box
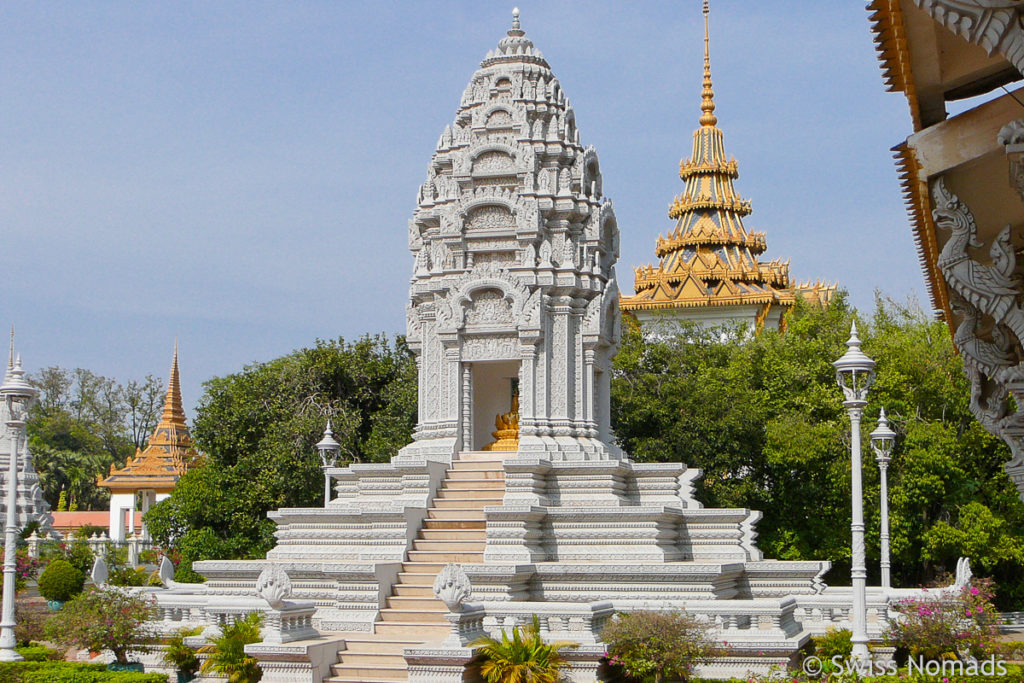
[160,340,186,428]
[699,0,717,128]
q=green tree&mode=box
[27,366,163,511]
[144,335,416,566]
[611,294,1024,608]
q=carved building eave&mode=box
[867,0,1021,131]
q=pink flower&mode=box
[970,586,980,596]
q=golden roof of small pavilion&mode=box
[620,1,834,322]
[98,344,199,493]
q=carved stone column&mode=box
[461,364,473,451]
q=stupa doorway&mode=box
[468,360,519,452]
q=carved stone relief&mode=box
[465,289,514,327]
[466,206,516,232]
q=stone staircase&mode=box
[327,453,504,683]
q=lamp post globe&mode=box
[833,321,876,663]
[870,408,896,589]
[316,420,342,505]
[0,352,39,662]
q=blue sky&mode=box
[1,2,918,413]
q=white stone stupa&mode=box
[146,11,930,682]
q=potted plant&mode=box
[163,626,203,683]
[36,559,85,610]
[44,585,157,671]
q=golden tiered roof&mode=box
[620,1,834,326]
[98,344,199,493]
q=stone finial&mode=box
[256,564,292,609]
[159,555,176,585]
[91,556,109,587]
[432,563,471,612]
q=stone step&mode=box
[427,507,486,519]
[434,489,504,501]
[326,676,407,683]
[455,451,506,462]
[423,517,486,529]
[407,550,484,563]
[441,478,506,489]
[396,572,435,586]
[392,584,435,597]
[411,539,485,552]
[378,608,449,624]
[431,497,496,508]
[335,651,407,667]
[418,528,486,540]
[372,621,450,640]
[400,561,446,573]
[446,469,505,480]
[338,637,423,655]
[385,596,448,611]
[329,664,407,681]
[450,458,505,469]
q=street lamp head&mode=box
[0,355,38,421]
[316,419,342,468]
[870,407,896,464]
[834,321,876,405]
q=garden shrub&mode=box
[601,610,721,683]
[161,627,203,678]
[12,646,59,661]
[885,579,1001,661]
[37,560,85,602]
[14,603,51,647]
[812,627,852,658]
[44,587,157,665]
[73,525,106,541]
[0,661,105,683]
[23,671,167,683]
[109,566,148,587]
[0,551,42,592]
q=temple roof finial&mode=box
[160,340,186,427]
[7,325,14,372]
[509,7,523,37]
[700,0,717,127]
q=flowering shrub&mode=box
[44,586,157,664]
[0,549,43,591]
[885,579,1000,660]
[601,611,722,683]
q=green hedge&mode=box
[0,662,105,683]
[12,647,60,662]
[0,662,167,683]
[24,672,167,683]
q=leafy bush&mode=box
[172,559,204,584]
[44,586,157,664]
[12,647,60,662]
[161,627,203,678]
[885,579,1001,660]
[46,541,96,576]
[109,566,148,587]
[37,560,85,602]
[0,551,42,592]
[23,669,168,683]
[470,615,575,683]
[812,627,852,658]
[198,612,263,683]
[14,602,51,647]
[73,525,106,541]
[0,661,105,683]
[138,549,158,565]
[601,610,721,683]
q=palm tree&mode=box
[198,612,264,683]
[471,615,576,683]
